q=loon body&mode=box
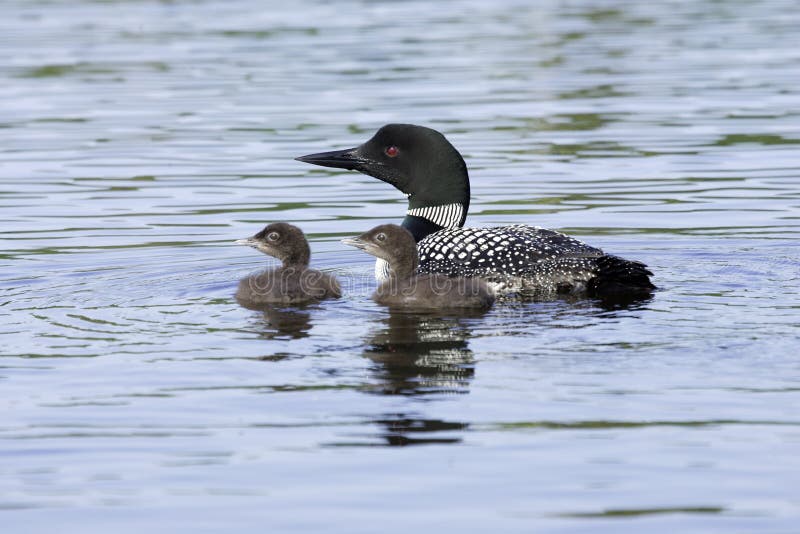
[342,224,494,310]
[298,124,654,298]
[235,222,341,305]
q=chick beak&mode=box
[235,237,259,248]
[340,236,368,250]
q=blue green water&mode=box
[1,0,799,532]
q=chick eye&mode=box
[375,232,387,242]
[384,146,399,157]
[267,232,280,242]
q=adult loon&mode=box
[298,124,655,297]
[235,222,341,305]
[342,224,494,310]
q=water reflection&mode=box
[354,311,484,446]
[370,415,468,447]
[238,300,313,340]
[363,311,481,396]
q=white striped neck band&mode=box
[406,203,465,229]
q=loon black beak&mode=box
[296,147,364,171]
[298,144,404,192]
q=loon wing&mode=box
[415,225,626,292]
[418,224,601,268]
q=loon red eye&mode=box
[384,145,399,157]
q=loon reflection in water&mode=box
[344,311,482,447]
[247,305,314,341]
[363,311,480,397]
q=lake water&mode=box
[1,0,799,532]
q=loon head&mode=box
[235,222,311,267]
[296,124,470,213]
[341,224,418,280]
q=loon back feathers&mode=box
[417,224,602,274]
[416,224,652,295]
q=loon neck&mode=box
[401,215,442,242]
[401,202,467,242]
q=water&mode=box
[2,0,799,531]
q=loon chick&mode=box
[235,222,341,305]
[342,224,494,310]
[297,124,655,297]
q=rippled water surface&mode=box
[2,0,800,532]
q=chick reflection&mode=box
[372,415,467,446]
[238,300,313,340]
[363,311,480,396]
[359,312,481,447]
